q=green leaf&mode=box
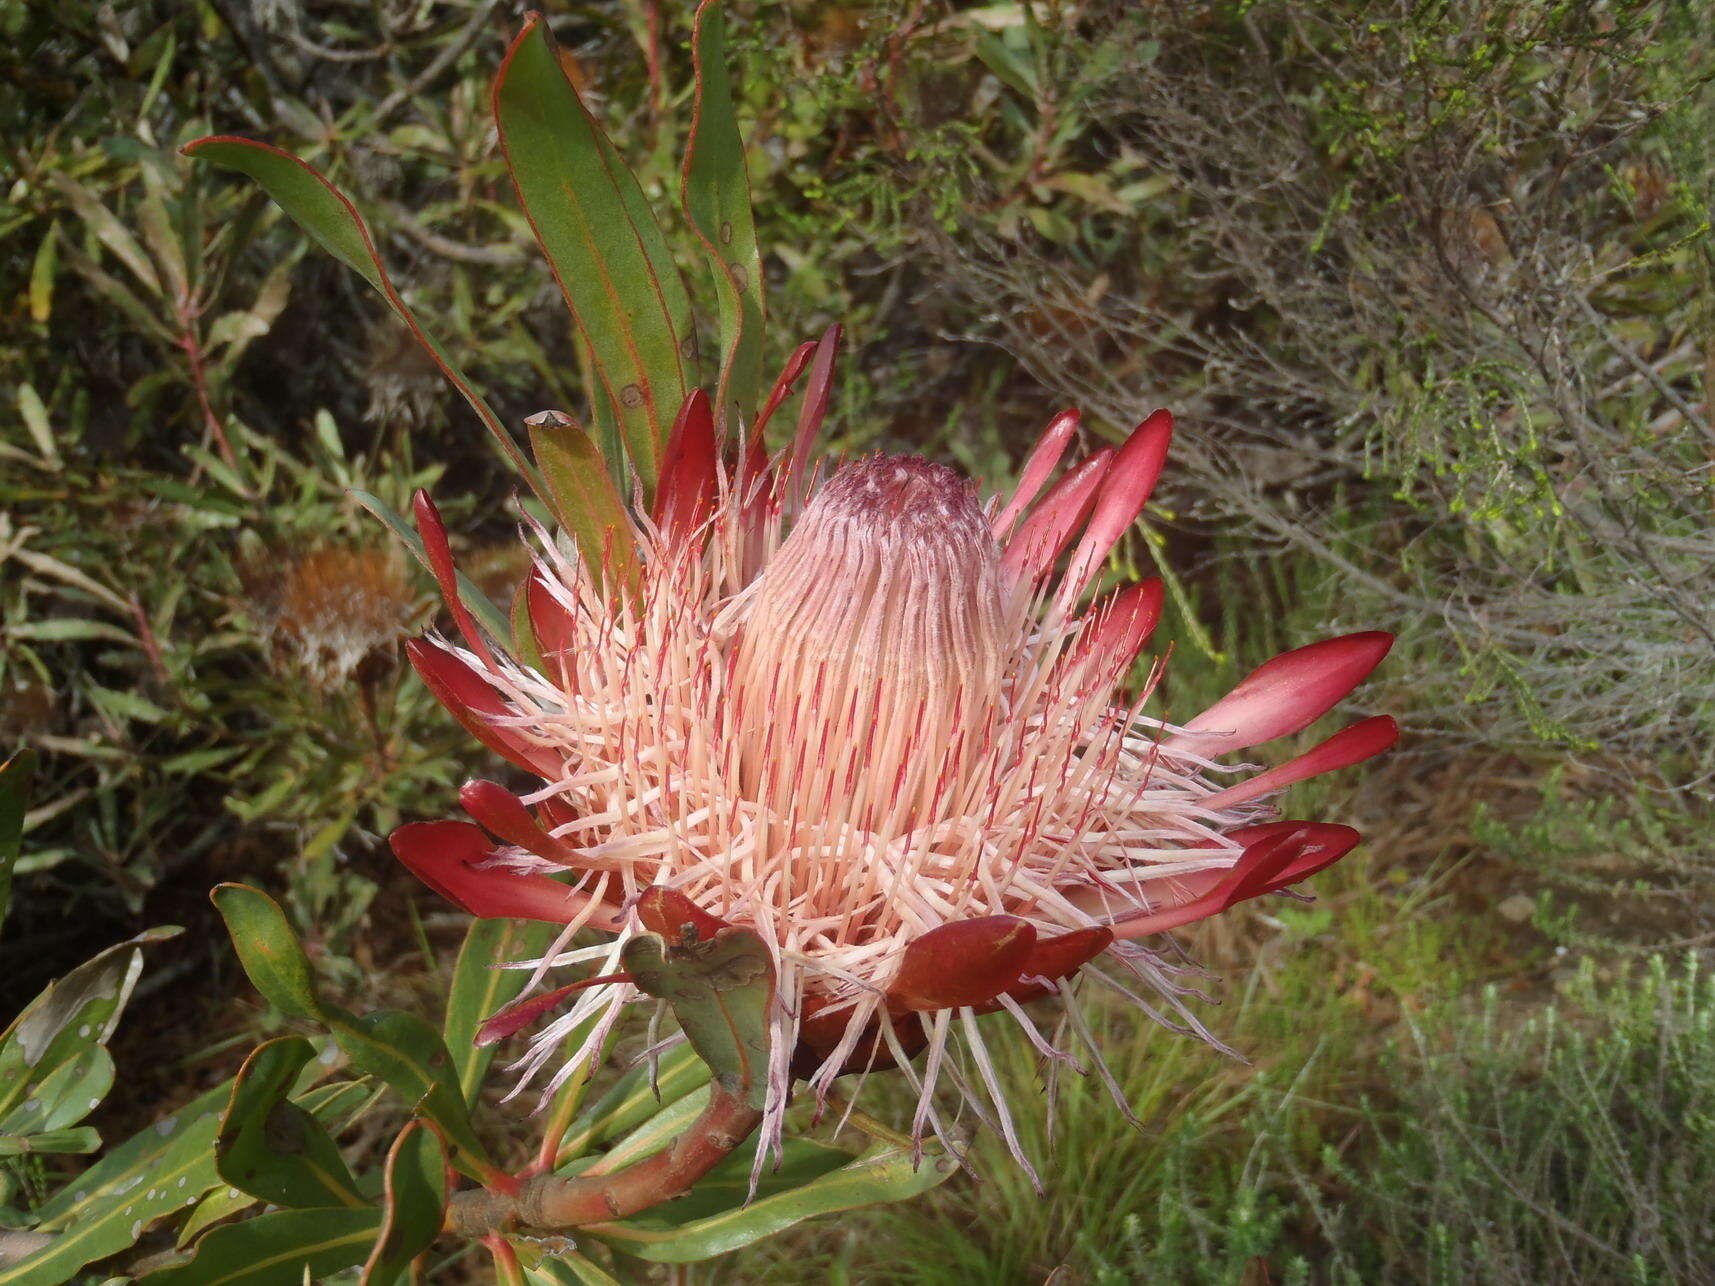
[348,489,512,643]
[0,1040,113,1135]
[524,1254,622,1286]
[181,1080,374,1249]
[0,1126,99,1157]
[524,413,640,595]
[621,929,774,1110]
[627,1135,850,1227]
[141,1207,383,1286]
[442,918,560,1106]
[0,1089,228,1284]
[209,884,326,1023]
[182,137,537,486]
[494,15,692,493]
[683,0,765,426]
[0,748,35,937]
[325,1009,491,1179]
[33,1081,231,1229]
[211,887,493,1178]
[0,926,177,1095]
[217,1037,365,1210]
[592,1143,959,1263]
[571,1084,711,1176]
[554,1042,712,1167]
[359,1122,447,1286]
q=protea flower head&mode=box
[390,334,1396,1174]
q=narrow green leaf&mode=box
[625,1135,850,1227]
[683,0,765,425]
[34,1081,232,1229]
[554,1043,711,1167]
[0,1093,227,1284]
[0,926,177,1084]
[510,576,547,675]
[359,1122,448,1286]
[142,1207,382,1286]
[494,15,692,492]
[0,748,35,937]
[182,137,537,486]
[592,1143,959,1263]
[324,1009,491,1177]
[217,1038,366,1210]
[0,1126,98,1157]
[524,1254,622,1286]
[573,1085,710,1176]
[525,413,640,594]
[621,929,774,1110]
[51,173,160,295]
[0,1040,113,1135]
[181,1079,374,1249]
[442,918,559,1106]
[209,884,326,1023]
[347,488,513,643]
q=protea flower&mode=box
[390,334,1395,1173]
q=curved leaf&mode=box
[209,884,325,1023]
[142,1207,382,1286]
[442,918,561,1106]
[217,1037,365,1210]
[182,137,535,485]
[524,412,640,594]
[0,925,177,1089]
[591,1143,959,1263]
[683,0,765,425]
[0,748,35,936]
[360,1121,448,1286]
[0,1040,112,1136]
[494,15,691,493]
[622,928,773,1110]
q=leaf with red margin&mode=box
[182,137,537,488]
[495,14,692,494]
[525,410,641,598]
[785,324,842,501]
[886,916,1037,1012]
[622,929,775,1110]
[360,1121,448,1286]
[683,0,766,428]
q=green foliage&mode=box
[1316,957,1715,1284]
[6,2,1715,1283]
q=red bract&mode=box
[392,368,1394,1163]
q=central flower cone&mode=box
[389,359,1397,1177]
[731,456,1005,936]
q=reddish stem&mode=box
[447,1082,762,1237]
[175,297,238,469]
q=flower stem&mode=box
[448,1082,762,1237]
